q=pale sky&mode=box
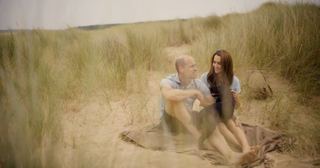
[0,0,319,30]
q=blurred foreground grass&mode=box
[0,2,319,167]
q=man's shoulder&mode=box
[193,78,210,95]
[160,73,179,88]
[193,78,208,88]
[193,78,203,83]
[161,73,177,82]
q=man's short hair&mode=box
[175,57,186,73]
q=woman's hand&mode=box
[232,113,244,130]
[231,89,239,102]
[234,116,244,131]
[231,89,240,109]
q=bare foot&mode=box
[243,145,260,153]
[228,149,258,166]
[243,149,258,164]
[243,147,251,153]
[251,145,261,156]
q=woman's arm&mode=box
[232,112,244,130]
[231,89,240,109]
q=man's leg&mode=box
[165,100,201,140]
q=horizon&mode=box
[0,0,319,31]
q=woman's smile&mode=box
[213,55,222,74]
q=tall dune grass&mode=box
[0,1,319,167]
[0,31,62,167]
[159,16,224,46]
[189,2,320,156]
[0,25,168,166]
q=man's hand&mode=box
[196,90,209,108]
[192,99,202,112]
[199,94,216,107]
[195,90,204,102]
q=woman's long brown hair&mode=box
[207,50,234,87]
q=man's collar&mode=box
[174,73,182,84]
[174,73,194,86]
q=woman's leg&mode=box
[226,119,251,152]
[218,121,241,147]
[206,126,258,165]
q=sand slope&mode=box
[56,45,318,168]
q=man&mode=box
[159,55,258,165]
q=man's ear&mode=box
[178,66,184,73]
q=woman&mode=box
[200,49,251,153]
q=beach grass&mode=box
[0,1,319,167]
[189,2,320,156]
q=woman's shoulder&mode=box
[200,72,210,87]
[233,76,239,83]
[200,72,209,81]
[231,76,241,92]
[201,72,209,77]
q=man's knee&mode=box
[165,100,185,116]
[168,100,184,106]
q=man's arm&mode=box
[200,94,216,107]
[161,84,203,101]
[196,79,216,107]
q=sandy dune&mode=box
[55,45,318,168]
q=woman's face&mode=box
[213,55,222,74]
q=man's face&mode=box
[181,57,197,79]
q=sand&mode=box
[54,45,319,168]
